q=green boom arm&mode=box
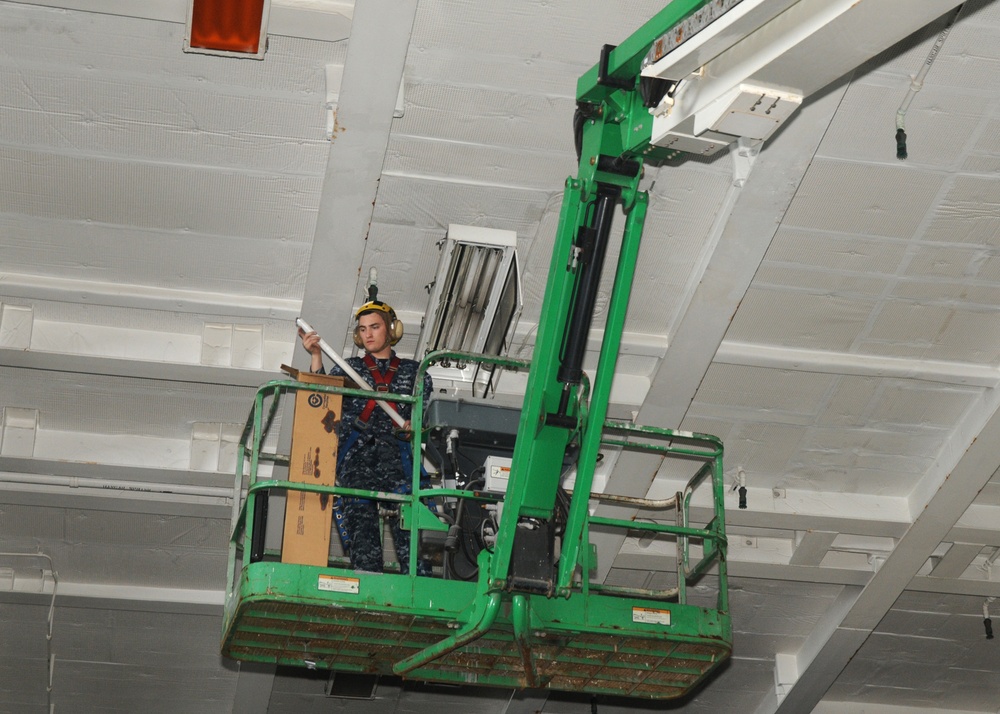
[487,0,719,597]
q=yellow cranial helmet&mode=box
[352,300,403,347]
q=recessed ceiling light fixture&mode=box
[184,0,271,59]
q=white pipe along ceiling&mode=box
[2,0,1000,713]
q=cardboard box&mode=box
[281,372,344,566]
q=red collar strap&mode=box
[358,353,402,424]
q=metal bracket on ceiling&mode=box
[731,136,761,188]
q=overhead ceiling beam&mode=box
[0,455,235,518]
[0,272,299,321]
[0,580,223,615]
[768,386,1000,713]
[613,549,873,587]
[297,0,418,356]
[0,349,269,388]
[716,340,1000,388]
[224,2,417,711]
[929,542,984,579]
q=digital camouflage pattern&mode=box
[323,353,432,574]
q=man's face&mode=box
[357,312,391,355]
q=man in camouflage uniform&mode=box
[299,299,432,574]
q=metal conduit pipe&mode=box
[0,551,58,713]
[895,5,962,159]
[0,472,233,499]
[563,488,678,510]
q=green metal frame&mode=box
[223,0,734,698]
[221,353,730,698]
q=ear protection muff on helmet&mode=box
[352,300,404,348]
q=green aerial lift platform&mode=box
[222,0,965,699]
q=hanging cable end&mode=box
[895,128,908,160]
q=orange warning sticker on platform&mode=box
[632,606,671,626]
[318,574,359,594]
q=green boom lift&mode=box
[222,0,965,698]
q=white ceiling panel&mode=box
[696,364,837,414]
[725,289,879,352]
[0,366,255,437]
[923,174,1000,245]
[753,264,887,298]
[782,159,945,239]
[764,228,909,276]
[395,82,576,155]
[0,216,312,300]
[817,82,992,168]
[867,382,978,428]
[371,173,552,236]
[384,135,574,192]
[904,243,992,280]
[867,300,1000,363]
[0,146,323,237]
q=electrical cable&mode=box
[895,5,962,159]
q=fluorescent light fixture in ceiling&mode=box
[416,225,521,394]
[183,0,271,59]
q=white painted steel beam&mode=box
[929,542,985,579]
[0,349,271,388]
[0,456,234,517]
[0,272,299,321]
[0,579,224,615]
[716,340,1000,388]
[297,0,419,357]
[768,386,1000,713]
[789,530,839,567]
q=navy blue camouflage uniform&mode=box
[320,354,432,574]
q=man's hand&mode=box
[298,328,324,372]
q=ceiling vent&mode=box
[183,0,270,59]
[416,225,522,395]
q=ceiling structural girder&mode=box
[0,483,232,519]
[0,579,224,615]
[789,530,840,566]
[907,575,1000,598]
[501,689,551,714]
[0,456,234,490]
[756,586,864,714]
[716,340,1000,388]
[770,386,1000,713]
[0,349,281,386]
[0,271,301,321]
[929,542,987,579]
[231,662,277,714]
[0,349,271,388]
[298,0,419,357]
[613,549,874,588]
[222,1,418,711]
